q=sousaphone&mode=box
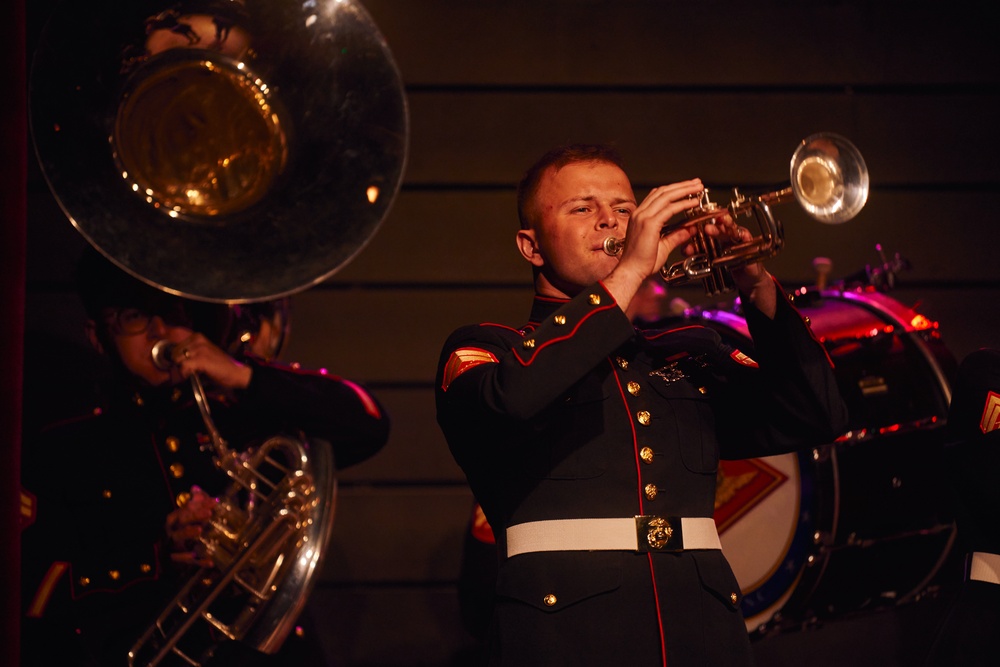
[29,0,407,664]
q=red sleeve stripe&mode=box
[26,561,69,618]
[341,379,383,419]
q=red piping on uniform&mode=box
[609,359,644,512]
[647,553,669,666]
[478,322,523,334]
[516,303,619,366]
[610,359,669,665]
[642,325,705,341]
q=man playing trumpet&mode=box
[435,144,848,666]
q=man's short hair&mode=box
[516,144,626,230]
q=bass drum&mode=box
[693,288,959,634]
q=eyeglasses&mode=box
[102,308,152,335]
[102,305,194,336]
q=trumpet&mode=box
[603,133,869,295]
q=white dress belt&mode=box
[506,516,721,558]
[969,551,1000,585]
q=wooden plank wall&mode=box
[21,1,1000,666]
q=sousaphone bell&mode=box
[30,0,408,303]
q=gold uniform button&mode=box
[644,483,658,500]
[102,489,112,499]
[169,463,185,479]
[730,592,738,605]
[543,594,557,607]
[522,338,536,349]
[804,316,812,326]
[553,315,567,325]
[640,447,654,464]
[108,570,121,580]
[588,293,601,306]
[637,410,651,426]
[616,357,629,370]
[698,387,708,395]
[627,381,641,396]
[79,576,91,587]
[176,491,192,507]
[140,563,153,574]
[165,436,180,452]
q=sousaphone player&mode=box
[22,0,407,662]
[20,249,390,666]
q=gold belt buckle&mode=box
[635,515,683,552]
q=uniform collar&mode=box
[527,293,571,325]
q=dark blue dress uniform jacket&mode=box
[20,359,390,667]
[435,280,848,667]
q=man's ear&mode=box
[516,229,545,268]
[84,320,104,355]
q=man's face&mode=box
[519,160,636,298]
[99,306,194,387]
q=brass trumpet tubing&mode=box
[658,199,783,294]
[603,133,867,295]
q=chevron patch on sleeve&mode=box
[20,488,36,529]
[982,390,1000,434]
[730,349,759,368]
[442,347,498,391]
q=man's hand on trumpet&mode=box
[686,208,778,318]
[606,180,776,318]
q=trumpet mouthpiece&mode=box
[603,236,624,256]
[151,340,176,371]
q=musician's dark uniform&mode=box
[20,359,390,667]
[925,348,1000,667]
[435,280,847,666]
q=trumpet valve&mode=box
[686,189,721,221]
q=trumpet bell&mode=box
[30,0,408,303]
[791,132,868,224]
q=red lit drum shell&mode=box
[698,289,958,632]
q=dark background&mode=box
[12,1,1000,665]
